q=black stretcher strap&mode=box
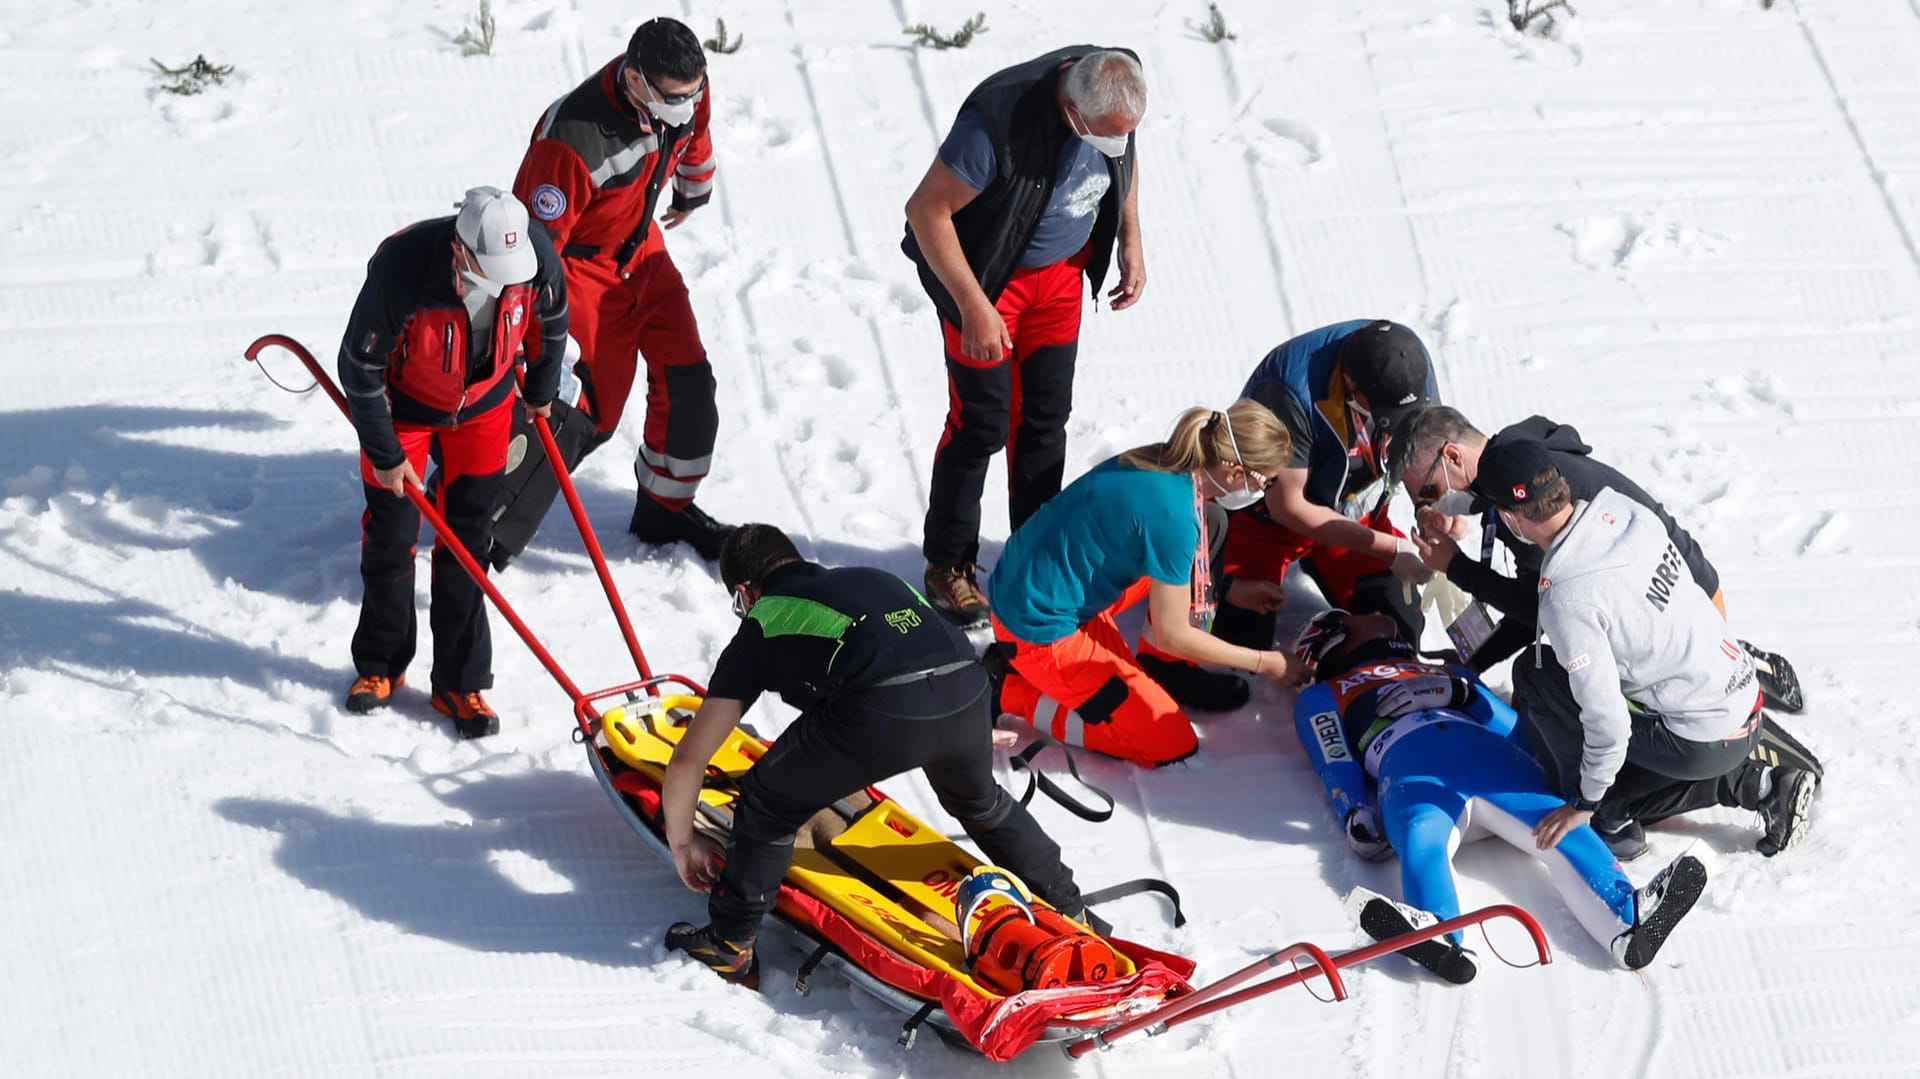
[1079,877,1187,929]
[1007,732,1116,823]
[793,942,834,996]
[897,1000,940,1049]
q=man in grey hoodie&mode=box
[1385,406,1802,718]
[1477,439,1819,862]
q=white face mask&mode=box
[459,269,505,298]
[1067,106,1130,158]
[633,67,701,128]
[1428,459,1477,516]
[1205,469,1264,511]
[646,97,696,128]
[1499,510,1537,546]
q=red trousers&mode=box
[1220,505,1400,607]
[924,251,1088,568]
[994,579,1200,768]
[352,397,512,692]
[565,230,716,508]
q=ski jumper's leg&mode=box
[1377,725,1472,944]
[1453,722,1636,949]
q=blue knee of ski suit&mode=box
[1296,676,1635,945]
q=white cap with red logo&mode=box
[454,186,538,288]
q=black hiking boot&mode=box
[1613,847,1709,970]
[924,563,990,629]
[629,498,735,562]
[1756,767,1818,857]
[1138,654,1250,713]
[1741,640,1804,713]
[665,922,760,989]
[1594,818,1650,863]
[1348,887,1477,984]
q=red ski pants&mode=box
[1219,506,1401,604]
[565,230,716,508]
[923,250,1088,568]
[993,579,1200,768]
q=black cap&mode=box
[1341,321,1435,437]
[1475,437,1558,510]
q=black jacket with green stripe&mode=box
[707,561,980,715]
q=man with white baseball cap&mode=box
[454,186,540,292]
[336,186,569,738]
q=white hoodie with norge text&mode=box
[1534,487,1758,804]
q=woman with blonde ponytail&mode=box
[986,400,1308,767]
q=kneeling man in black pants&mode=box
[1480,440,1820,864]
[660,523,1082,986]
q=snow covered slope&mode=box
[3,1,1917,1075]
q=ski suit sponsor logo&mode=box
[1333,665,1410,696]
[1309,710,1348,760]
[530,184,566,221]
[884,608,922,634]
[1564,653,1590,673]
[1644,542,1685,611]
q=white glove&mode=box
[1345,806,1393,862]
[1422,571,1471,625]
[1390,536,1434,585]
[1376,675,1457,718]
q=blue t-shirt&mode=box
[940,108,1112,268]
[989,457,1199,645]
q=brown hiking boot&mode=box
[345,673,404,714]
[924,563,989,628]
[431,689,500,739]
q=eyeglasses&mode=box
[1410,445,1447,504]
[641,67,707,106]
[730,585,750,620]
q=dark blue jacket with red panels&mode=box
[337,216,567,470]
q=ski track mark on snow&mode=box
[1218,72,1298,338]
[781,13,929,518]
[1793,4,1920,287]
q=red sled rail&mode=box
[1067,903,1552,1058]
[243,333,667,722]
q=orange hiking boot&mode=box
[431,689,499,739]
[345,673,404,714]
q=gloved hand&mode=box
[1376,675,1458,718]
[1390,536,1434,585]
[1345,806,1392,862]
[1421,571,1471,625]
